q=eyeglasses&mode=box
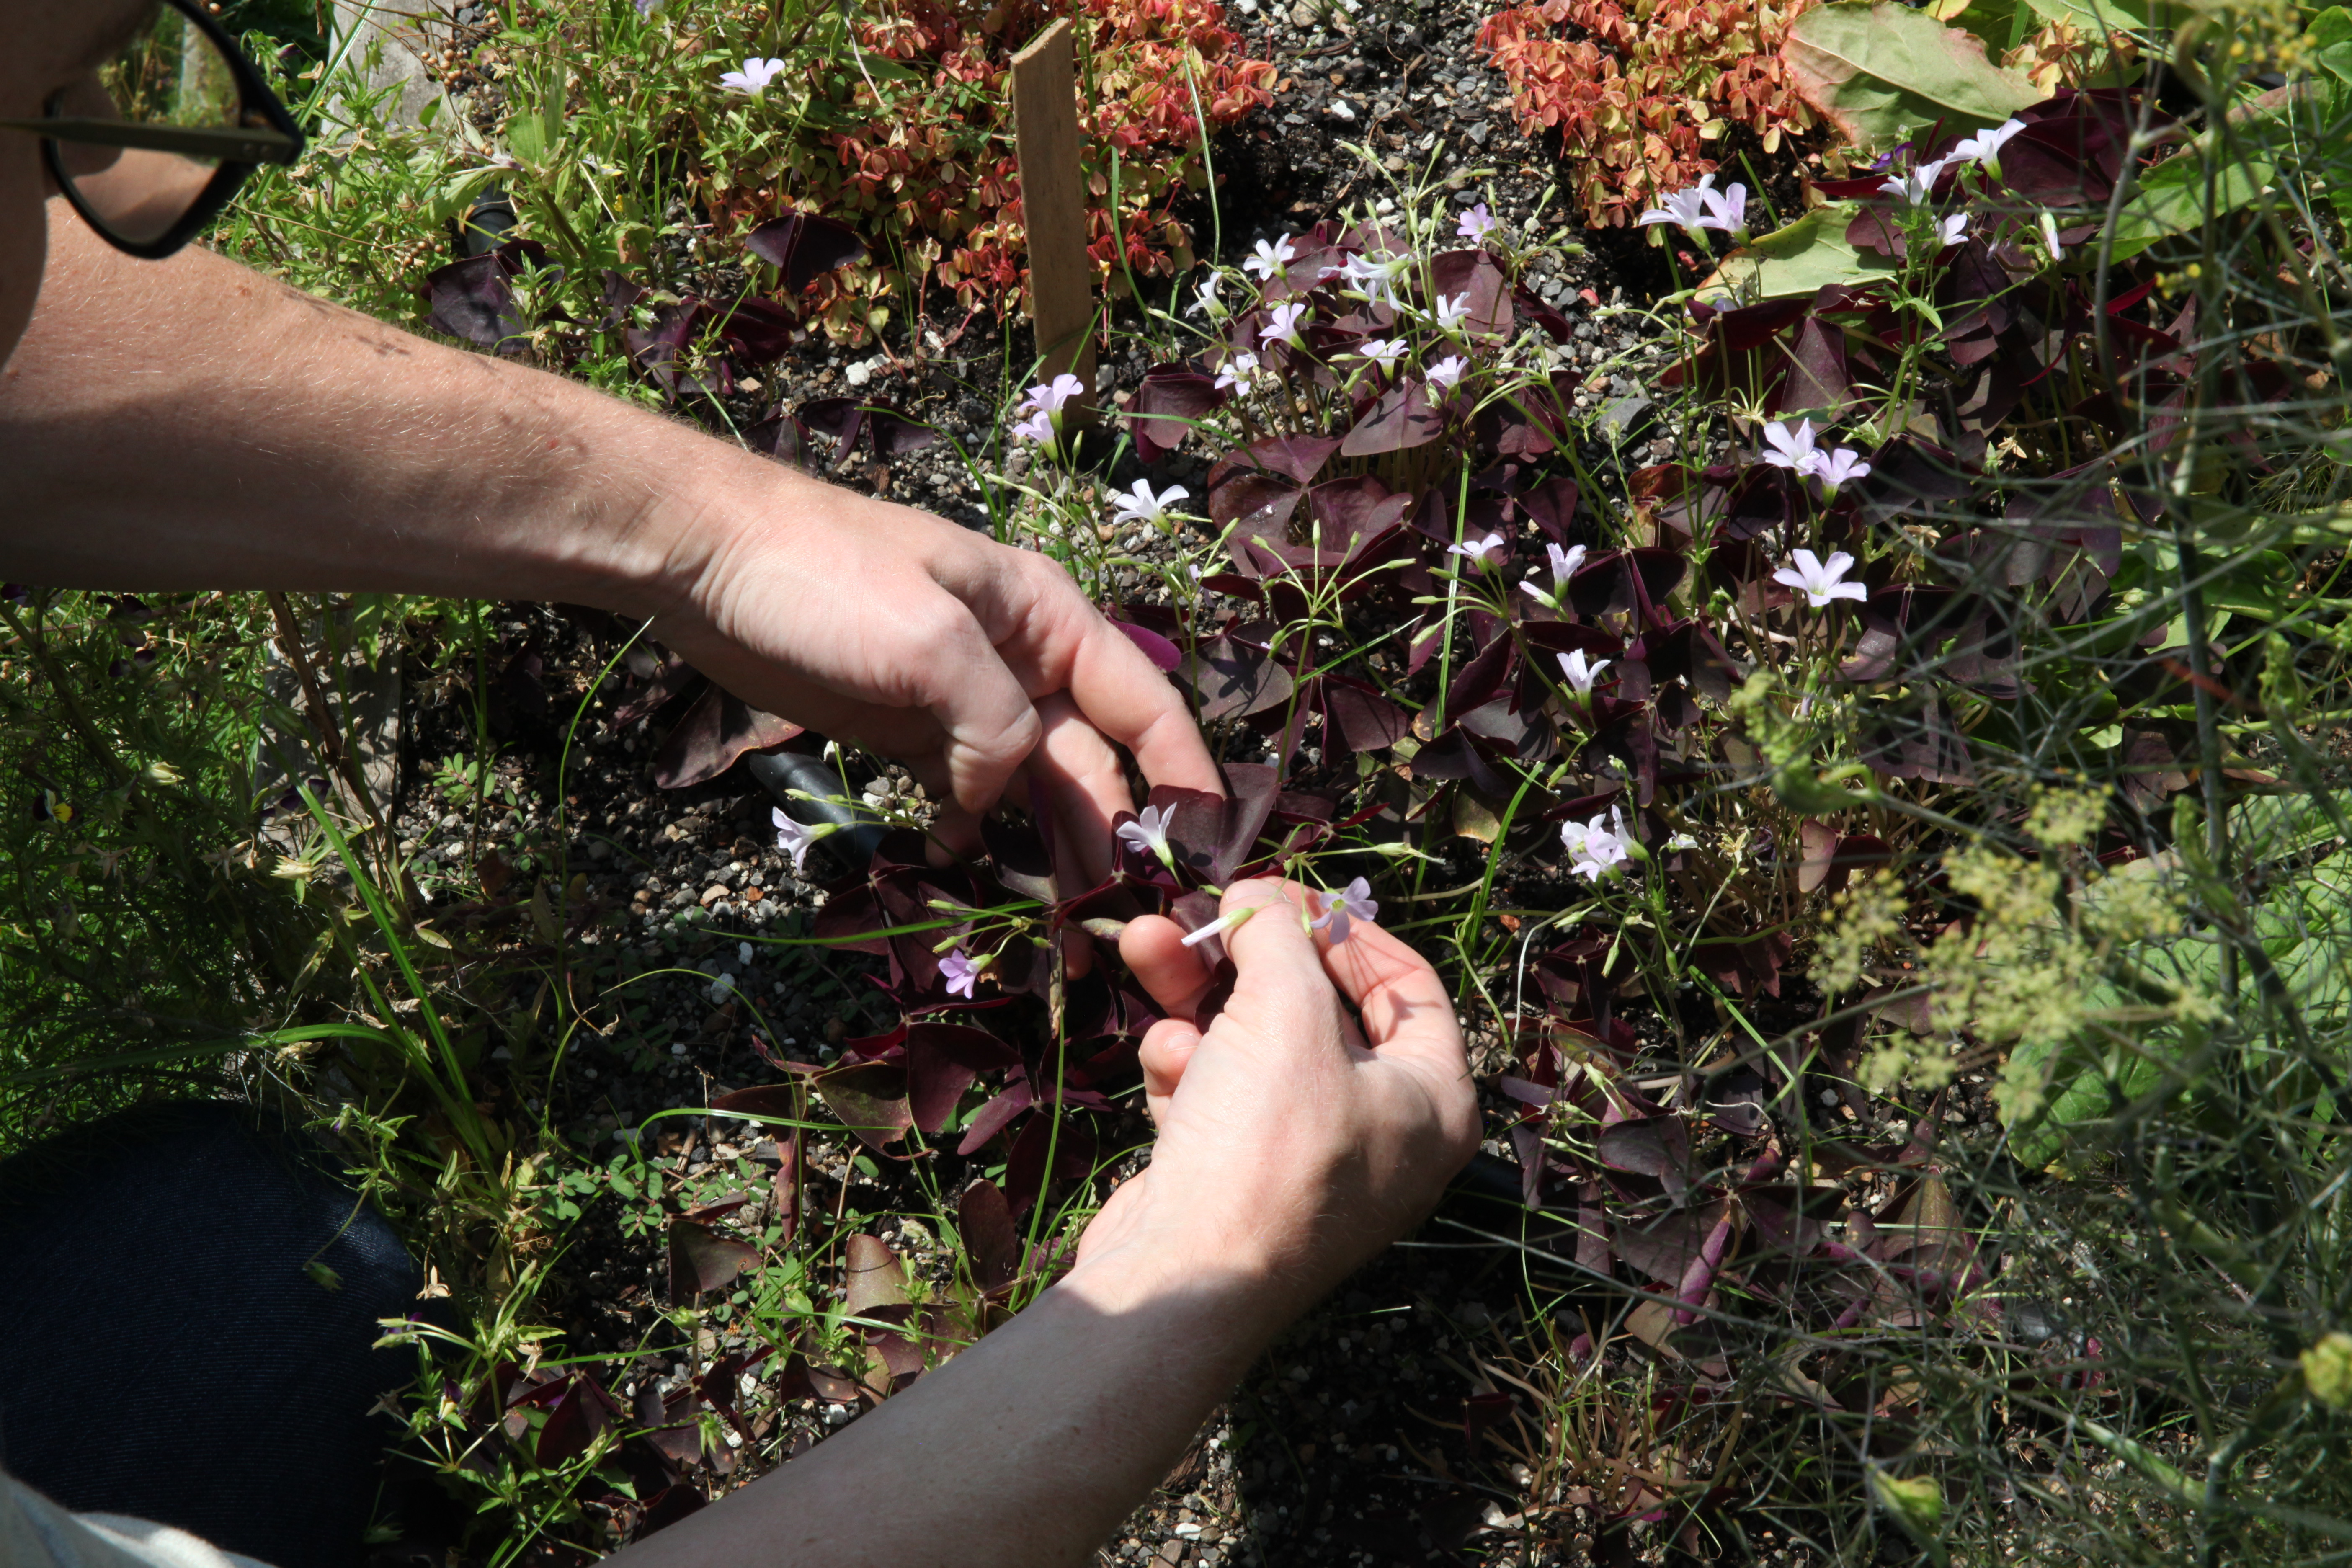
[0,0,305,260]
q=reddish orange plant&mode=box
[1477,0,1819,228]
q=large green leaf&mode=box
[2108,143,2275,260]
[1697,201,1899,304]
[2018,0,2150,32]
[1784,2,2043,152]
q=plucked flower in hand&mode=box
[1448,532,1507,570]
[1243,234,1297,281]
[1261,301,1310,351]
[1115,803,1178,870]
[1457,203,1499,243]
[1773,548,1869,609]
[720,57,789,95]
[1760,418,1821,473]
[939,948,982,999]
[1309,877,1378,943]
[1112,480,1189,529]
[1556,647,1611,698]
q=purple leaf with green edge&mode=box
[1443,632,1514,718]
[1200,572,1267,604]
[1127,366,1226,462]
[426,250,526,352]
[744,410,811,470]
[624,298,709,389]
[598,267,646,328]
[1113,620,1182,672]
[1002,1112,1096,1218]
[1209,470,1307,538]
[1516,620,1624,661]
[1671,1205,1738,1323]
[959,1179,1023,1292]
[712,1083,809,1119]
[867,403,941,458]
[741,210,869,290]
[1596,1114,1691,1192]
[1611,1204,1721,1285]
[811,1061,913,1154]
[711,295,798,364]
[1406,727,1514,797]
[1145,786,1225,877]
[1635,618,1739,703]
[1455,696,1551,761]
[1777,315,1858,419]
[1179,635,1295,722]
[1427,248,1514,337]
[1304,474,1413,538]
[611,652,700,726]
[1209,762,1282,883]
[955,1078,1034,1155]
[1517,476,1581,543]
[1565,548,1689,623]
[1339,379,1444,457]
[1233,431,1343,485]
[2000,98,2131,207]
[651,683,803,790]
[904,1023,1019,1135]
[796,395,865,467]
[534,1376,613,1468]
[980,813,1057,904]
[1849,435,1973,527]
[843,1233,911,1319]
[667,1220,761,1304]
[1319,675,1411,753]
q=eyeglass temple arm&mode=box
[0,116,301,165]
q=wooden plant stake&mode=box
[1009,18,1097,413]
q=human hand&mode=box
[1075,879,1480,1319]
[645,467,1219,878]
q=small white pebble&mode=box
[1819,1089,1839,1107]
[672,1042,689,1057]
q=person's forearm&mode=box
[0,208,815,613]
[609,1241,1287,1568]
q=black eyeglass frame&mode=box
[0,0,306,260]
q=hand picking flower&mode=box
[1243,234,1297,281]
[1112,480,1189,529]
[1556,647,1611,697]
[1261,301,1310,351]
[720,57,790,95]
[1426,354,1468,390]
[1457,203,1500,243]
[939,947,982,999]
[1309,877,1378,943]
[1773,548,1869,609]
[1448,532,1507,570]
[773,805,836,872]
[1759,418,1821,473]
[1115,803,1178,870]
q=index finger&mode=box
[964,550,1223,799]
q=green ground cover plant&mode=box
[10,0,2352,1562]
